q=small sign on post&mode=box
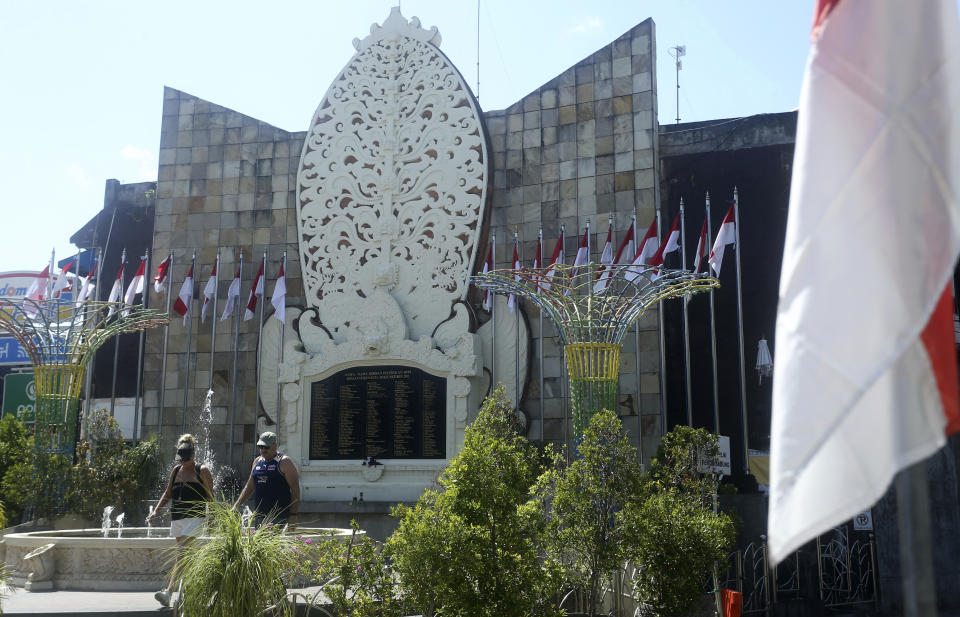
[2,372,36,423]
[853,509,873,531]
[697,435,732,476]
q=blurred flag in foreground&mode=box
[769,0,960,563]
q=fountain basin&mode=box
[2,527,354,591]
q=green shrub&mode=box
[175,501,303,617]
[0,416,30,524]
[388,385,563,617]
[540,409,644,617]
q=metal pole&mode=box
[896,461,939,617]
[680,199,693,427]
[209,248,220,389]
[491,234,496,389]
[255,248,267,425]
[181,251,196,434]
[229,250,244,470]
[275,252,286,435]
[157,252,174,445]
[133,250,150,440]
[706,195,720,433]
[110,248,126,418]
[81,247,103,441]
[656,208,667,436]
[559,225,569,462]
[537,227,544,440]
[632,214,643,463]
[513,232,520,413]
[732,187,749,468]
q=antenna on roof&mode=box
[669,45,686,124]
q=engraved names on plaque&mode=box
[310,366,446,460]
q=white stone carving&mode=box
[296,7,489,344]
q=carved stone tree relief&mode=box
[297,7,488,342]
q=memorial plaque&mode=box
[310,366,446,460]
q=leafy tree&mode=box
[540,409,643,617]
[624,426,735,617]
[387,385,563,617]
[0,416,30,523]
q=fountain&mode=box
[100,506,115,538]
[115,513,125,538]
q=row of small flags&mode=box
[481,196,739,310]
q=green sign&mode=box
[2,373,35,423]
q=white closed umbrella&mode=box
[756,336,773,384]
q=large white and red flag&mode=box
[572,226,589,269]
[543,231,564,293]
[221,265,242,321]
[768,0,960,564]
[244,257,265,321]
[25,266,50,302]
[708,204,736,276]
[172,260,195,325]
[270,257,287,323]
[154,254,171,293]
[592,224,614,293]
[693,219,708,273]
[481,241,494,311]
[52,260,75,297]
[201,257,218,323]
[624,219,659,282]
[507,240,520,313]
[614,222,635,266]
[106,261,125,316]
[75,262,97,307]
[649,213,681,269]
[124,257,146,306]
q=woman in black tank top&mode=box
[148,433,213,607]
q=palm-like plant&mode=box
[173,501,304,617]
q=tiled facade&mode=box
[141,18,662,463]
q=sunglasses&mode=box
[258,445,272,449]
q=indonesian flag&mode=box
[106,263,125,316]
[507,242,519,313]
[244,258,265,321]
[543,234,564,292]
[649,213,681,269]
[270,258,286,323]
[572,227,589,270]
[221,266,241,321]
[532,235,543,291]
[693,219,708,273]
[25,266,50,301]
[592,226,614,292]
[768,0,960,564]
[172,260,194,325]
[201,258,218,323]
[708,205,736,276]
[614,223,635,266]
[624,219,659,282]
[75,263,96,307]
[52,260,75,297]
[154,254,171,293]
[124,258,146,306]
[482,242,494,311]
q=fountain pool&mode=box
[1,526,355,591]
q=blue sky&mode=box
[0,1,813,273]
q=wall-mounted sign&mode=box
[0,337,30,366]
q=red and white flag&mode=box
[507,241,519,313]
[481,242,494,311]
[614,223,635,266]
[124,258,146,306]
[768,0,960,564]
[201,258,218,323]
[532,234,543,291]
[25,266,50,302]
[52,260,75,297]
[221,266,242,321]
[244,257,265,321]
[649,213,681,269]
[75,263,97,307]
[270,257,287,323]
[172,260,195,325]
[572,226,589,269]
[154,254,171,293]
[708,204,736,276]
[107,262,125,316]
[624,219,659,282]
[592,225,614,293]
[543,233,564,292]
[693,219,708,273]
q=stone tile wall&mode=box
[482,19,662,454]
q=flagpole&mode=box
[82,247,103,441]
[560,225,569,462]
[209,248,220,390]
[46,249,55,300]
[706,195,720,433]
[110,248,126,418]
[491,234,496,390]
[133,250,150,441]
[656,207,668,437]
[255,248,267,425]
[275,252,286,436]
[537,227,544,440]
[158,252,174,445]
[680,199,693,427]
[632,215,643,463]
[733,187,749,470]
[229,250,244,470]
[181,250,196,434]
[513,231,520,416]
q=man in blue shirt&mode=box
[233,431,301,528]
